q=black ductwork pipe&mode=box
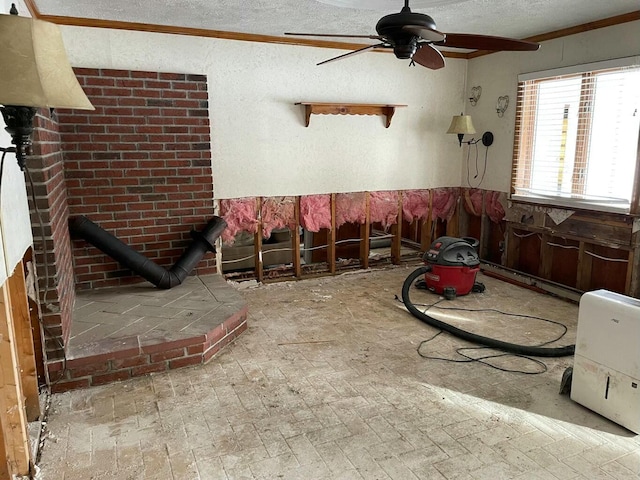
[69,215,227,289]
[402,267,575,357]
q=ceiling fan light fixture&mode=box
[393,40,418,59]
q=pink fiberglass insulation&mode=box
[220,197,258,244]
[402,189,430,222]
[261,196,296,238]
[463,188,483,216]
[335,192,367,228]
[431,188,458,221]
[370,191,399,228]
[485,191,506,223]
[300,194,332,232]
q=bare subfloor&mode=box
[38,266,640,479]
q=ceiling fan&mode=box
[285,0,540,69]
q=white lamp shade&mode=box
[0,13,93,110]
[446,115,476,135]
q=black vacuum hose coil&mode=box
[402,267,575,357]
[69,215,227,289]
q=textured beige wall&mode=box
[465,20,640,193]
[59,26,468,199]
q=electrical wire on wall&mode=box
[511,230,630,263]
[546,241,629,263]
[465,142,488,188]
[220,234,396,266]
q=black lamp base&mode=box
[0,105,37,170]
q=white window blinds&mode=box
[512,58,640,213]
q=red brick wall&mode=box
[28,109,76,360]
[57,69,215,289]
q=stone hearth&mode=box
[47,274,247,392]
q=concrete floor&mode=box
[38,266,640,479]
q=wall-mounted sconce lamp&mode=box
[446,114,494,147]
[0,4,94,170]
[496,95,509,118]
[469,86,481,106]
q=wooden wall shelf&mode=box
[295,102,407,128]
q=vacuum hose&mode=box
[402,267,575,357]
[69,215,227,289]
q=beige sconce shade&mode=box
[0,12,93,109]
[447,114,476,146]
[446,114,476,135]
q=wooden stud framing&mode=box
[457,198,470,244]
[0,281,32,477]
[6,262,40,422]
[479,216,492,262]
[23,250,45,385]
[445,196,460,237]
[254,198,264,283]
[505,225,520,270]
[576,241,593,291]
[391,192,403,264]
[329,194,337,274]
[293,197,302,279]
[625,248,635,296]
[0,426,8,479]
[228,187,640,299]
[539,234,553,280]
[420,192,433,251]
[476,191,489,260]
[628,227,640,297]
[359,192,371,269]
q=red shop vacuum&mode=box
[416,236,485,300]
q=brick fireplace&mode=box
[27,68,247,391]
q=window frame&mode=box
[511,56,640,215]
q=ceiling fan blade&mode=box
[317,43,386,66]
[402,25,445,43]
[412,44,445,70]
[285,32,384,41]
[437,33,539,51]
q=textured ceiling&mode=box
[32,0,639,43]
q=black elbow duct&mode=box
[69,215,227,289]
[402,267,575,358]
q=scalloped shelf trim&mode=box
[295,102,407,128]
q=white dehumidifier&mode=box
[571,289,640,433]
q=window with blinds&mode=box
[511,58,640,213]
